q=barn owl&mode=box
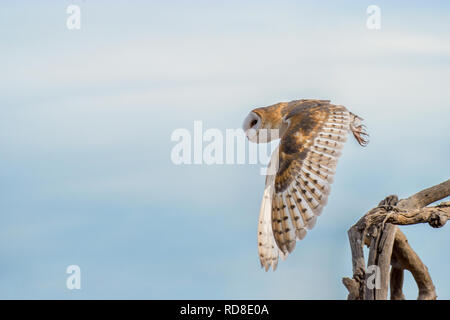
[242,99,368,271]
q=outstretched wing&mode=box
[260,101,353,270]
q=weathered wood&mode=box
[344,225,366,299]
[391,229,436,299]
[343,179,450,300]
[390,266,405,300]
[369,203,450,228]
[398,179,450,210]
[365,223,396,300]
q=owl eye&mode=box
[243,112,261,132]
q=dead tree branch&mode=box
[342,179,450,300]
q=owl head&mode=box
[242,103,286,143]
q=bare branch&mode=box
[343,179,450,300]
[365,202,450,228]
[391,229,436,300]
[365,224,397,300]
[398,179,450,210]
[390,266,405,300]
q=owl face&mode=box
[242,111,262,142]
[243,109,282,143]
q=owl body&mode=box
[243,99,368,271]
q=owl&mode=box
[243,99,368,271]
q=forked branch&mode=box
[342,179,450,300]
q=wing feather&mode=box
[257,146,288,271]
[257,170,281,271]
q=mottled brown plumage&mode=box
[243,99,369,271]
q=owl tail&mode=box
[349,112,369,146]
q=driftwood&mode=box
[342,179,450,300]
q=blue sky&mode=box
[0,0,449,299]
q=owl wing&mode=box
[258,101,353,271]
[257,146,288,271]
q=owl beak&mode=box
[245,128,258,142]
